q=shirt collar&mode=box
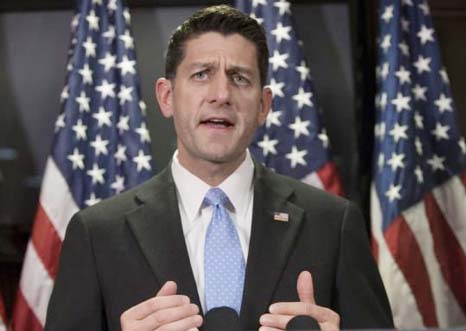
[171,150,254,221]
[217,151,254,214]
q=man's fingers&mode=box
[266,274,340,331]
[123,302,201,331]
[296,271,315,304]
[259,313,293,330]
[154,314,202,331]
[319,321,340,331]
[126,280,180,320]
[123,294,190,321]
[258,327,282,331]
[269,302,339,324]
[144,303,200,329]
[157,281,178,297]
[120,281,202,331]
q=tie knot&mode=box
[204,188,229,207]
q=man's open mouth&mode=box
[200,118,234,128]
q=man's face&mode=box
[158,32,271,171]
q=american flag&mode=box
[235,0,342,195]
[371,0,466,328]
[11,0,153,329]
[0,292,7,331]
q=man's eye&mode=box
[232,74,249,85]
[193,71,208,80]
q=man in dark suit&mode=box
[45,5,393,331]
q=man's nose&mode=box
[207,73,231,105]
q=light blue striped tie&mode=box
[204,188,245,314]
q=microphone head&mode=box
[204,307,240,331]
[286,315,320,330]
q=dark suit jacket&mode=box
[45,162,393,330]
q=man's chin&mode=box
[198,148,245,165]
[202,153,236,164]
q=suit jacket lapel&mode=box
[240,163,304,329]
[124,162,303,326]
[125,167,203,313]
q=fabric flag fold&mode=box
[372,0,466,328]
[11,0,153,330]
[235,0,342,195]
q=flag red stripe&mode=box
[384,215,438,327]
[424,192,466,314]
[30,204,63,279]
[11,291,43,331]
[317,162,344,196]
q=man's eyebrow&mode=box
[188,62,216,70]
[227,65,254,76]
[188,62,254,75]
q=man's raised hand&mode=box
[120,281,203,331]
[259,271,340,331]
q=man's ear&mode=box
[155,78,173,118]
[258,86,273,125]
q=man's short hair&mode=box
[165,5,269,87]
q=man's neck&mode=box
[176,152,247,187]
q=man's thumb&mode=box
[297,271,315,304]
[156,281,178,297]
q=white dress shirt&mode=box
[171,150,254,311]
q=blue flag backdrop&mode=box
[236,0,343,196]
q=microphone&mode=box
[286,315,320,330]
[203,307,240,331]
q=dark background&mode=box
[0,0,465,319]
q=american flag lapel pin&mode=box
[273,212,289,222]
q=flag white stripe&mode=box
[0,297,5,331]
[15,158,77,329]
[0,314,6,331]
[402,200,466,327]
[432,175,466,254]
[301,171,324,189]
[40,158,79,240]
[20,242,54,326]
[371,183,425,328]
